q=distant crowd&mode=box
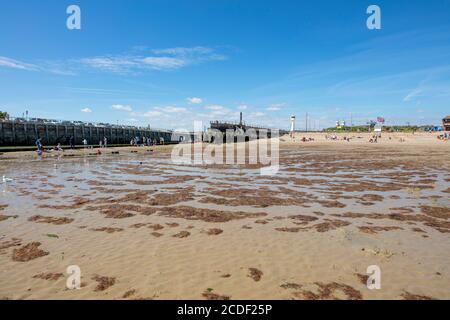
[34,135,165,155]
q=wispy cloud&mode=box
[0,46,227,75]
[0,56,37,71]
[61,86,154,96]
[111,104,133,112]
[250,29,450,113]
[80,57,137,73]
[205,105,225,111]
[266,103,286,111]
[129,105,188,120]
[187,97,203,104]
[81,107,92,113]
[151,46,213,56]
[251,112,265,117]
[141,110,163,118]
[0,56,75,75]
[403,88,423,102]
[154,106,187,113]
[141,57,186,70]
[81,46,227,73]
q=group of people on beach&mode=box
[300,137,315,142]
[437,132,449,140]
[130,136,163,147]
[35,138,63,155]
[35,136,110,154]
[35,134,167,154]
[369,135,379,143]
[325,134,350,142]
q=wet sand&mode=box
[0,132,449,300]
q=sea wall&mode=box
[0,120,174,146]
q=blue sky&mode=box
[1,0,450,130]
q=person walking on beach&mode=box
[103,136,107,148]
[83,138,88,149]
[35,138,43,154]
[69,136,75,149]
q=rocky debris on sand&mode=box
[12,242,49,262]
[158,206,266,223]
[33,272,64,281]
[91,227,123,233]
[401,291,436,300]
[28,215,74,225]
[295,282,362,300]
[173,231,191,238]
[202,291,230,300]
[92,275,116,291]
[206,228,223,235]
[358,226,403,234]
[248,268,263,282]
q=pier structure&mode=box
[206,112,288,143]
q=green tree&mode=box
[0,111,10,120]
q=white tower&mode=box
[290,115,296,133]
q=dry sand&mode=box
[0,132,449,300]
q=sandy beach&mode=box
[0,132,449,300]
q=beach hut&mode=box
[443,116,450,131]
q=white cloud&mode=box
[0,56,37,71]
[0,47,227,75]
[205,105,225,111]
[251,112,265,117]
[151,46,213,55]
[81,57,137,73]
[154,106,187,113]
[204,105,238,118]
[0,56,74,75]
[112,104,133,112]
[133,106,187,119]
[81,107,92,113]
[266,103,286,111]
[142,110,163,118]
[237,104,248,110]
[80,46,227,73]
[187,97,203,104]
[141,57,186,70]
